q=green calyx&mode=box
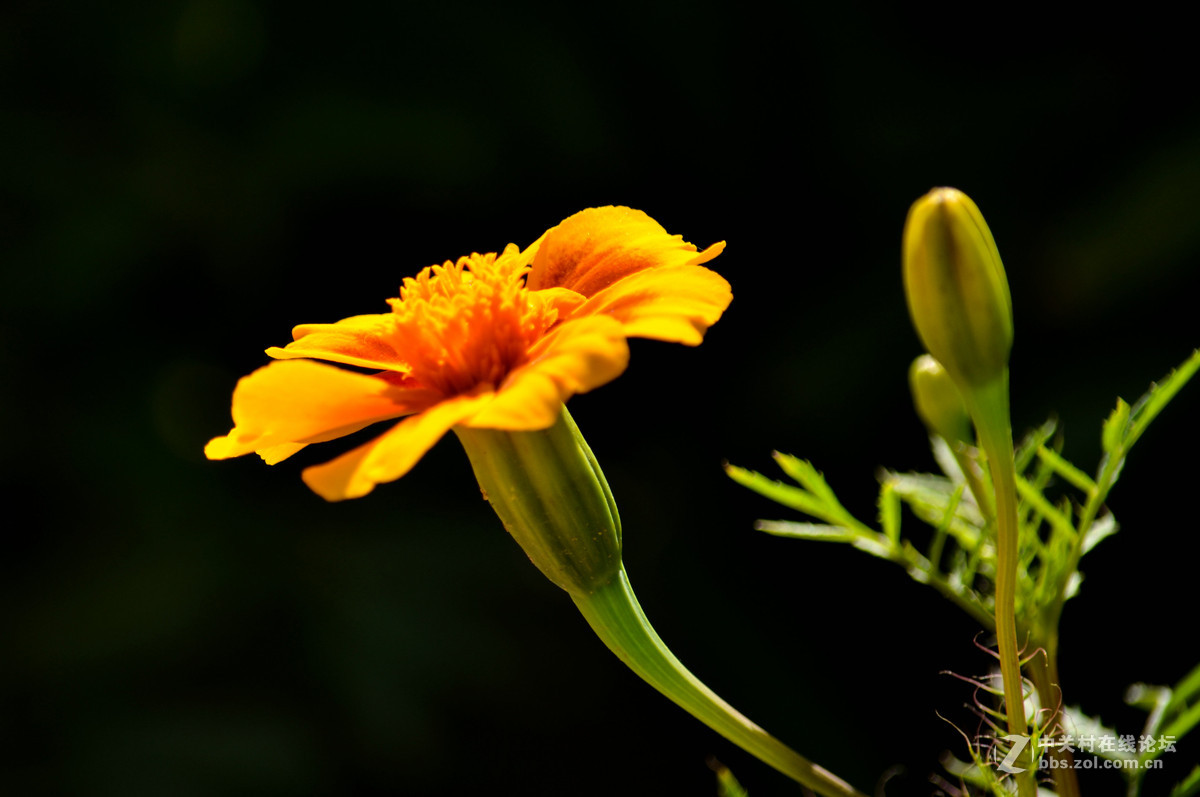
[459,407,866,796]
[453,406,623,597]
[903,187,1013,390]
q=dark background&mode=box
[3,2,1198,795]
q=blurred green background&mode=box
[3,2,1198,795]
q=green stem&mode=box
[1026,631,1080,797]
[966,375,1035,797]
[574,567,867,797]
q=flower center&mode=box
[388,245,557,396]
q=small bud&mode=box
[909,355,971,445]
[902,188,1013,389]
[454,407,622,596]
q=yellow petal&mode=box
[266,313,409,372]
[301,388,495,501]
[204,360,439,460]
[538,286,588,319]
[464,316,630,430]
[528,206,725,297]
[569,263,732,346]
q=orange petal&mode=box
[464,316,630,430]
[570,264,732,346]
[266,313,409,372]
[302,388,495,501]
[527,206,725,298]
[257,442,308,465]
[204,360,440,461]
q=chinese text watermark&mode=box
[994,734,1176,774]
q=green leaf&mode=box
[1015,475,1076,542]
[709,759,749,797]
[1014,418,1059,475]
[725,464,826,518]
[1169,765,1200,797]
[772,453,840,506]
[1035,444,1097,493]
[1126,349,1200,451]
[886,470,957,498]
[879,481,901,545]
[1126,682,1172,739]
[941,752,1010,796]
[926,483,964,578]
[754,521,855,542]
[1162,701,1200,748]
[1126,682,1172,713]
[930,435,965,482]
[770,453,870,532]
[1167,661,1200,715]
[1101,349,1200,469]
[849,535,895,559]
[884,472,986,543]
[1103,397,1131,454]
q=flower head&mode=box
[206,206,730,500]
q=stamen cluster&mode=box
[387,245,557,396]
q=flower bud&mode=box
[453,407,622,596]
[909,354,971,445]
[902,188,1013,389]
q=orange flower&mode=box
[206,206,730,500]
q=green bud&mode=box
[902,188,1013,389]
[909,354,971,445]
[453,406,622,597]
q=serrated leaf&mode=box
[769,453,874,532]
[772,453,839,505]
[1081,513,1119,554]
[725,465,826,518]
[1103,397,1131,454]
[754,520,855,542]
[885,472,986,530]
[1015,475,1076,542]
[887,470,958,497]
[1126,349,1200,448]
[1035,445,1097,493]
[1015,418,1059,474]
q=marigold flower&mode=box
[205,206,730,501]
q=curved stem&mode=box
[574,567,867,797]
